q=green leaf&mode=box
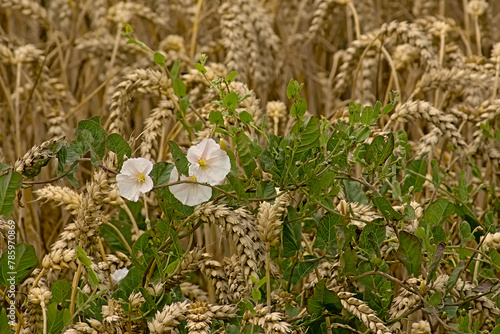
[286,79,296,99]
[50,280,71,308]
[0,169,22,219]
[492,324,500,334]
[283,256,319,286]
[235,132,257,178]
[372,197,404,221]
[0,308,14,333]
[57,146,67,175]
[364,134,394,167]
[458,314,471,333]
[397,231,422,276]
[349,102,361,123]
[282,208,302,257]
[421,199,454,228]
[170,60,180,78]
[457,171,470,202]
[429,292,442,307]
[46,303,70,334]
[180,95,190,114]
[239,110,254,125]
[75,247,100,288]
[116,266,142,296]
[107,134,131,169]
[225,71,238,84]
[0,243,38,286]
[295,117,320,157]
[307,280,341,318]
[223,92,239,113]
[427,242,445,283]
[361,106,375,125]
[209,110,224,127]
[173,78,186,97]
[292,98,307,118]
[227,174,247,199]
[168,141,189,176]
[354,126,371,142]
[195,63,206,74]
[154,52,166,67]
[382,103,394,115]
[403,160,427,194]
[431,160,443,189]
[76,119,106,160]
[485,211,494,230]
[313,213,342,256]
[251,287,262,301]
[446,261,465,293]
[459,222,474,242]
[131,231,154,269]
[488,250,500,271]
[360,224,386,254]
[150,162,174,187]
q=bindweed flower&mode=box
[168,167,212,206]
[187,138,230,185]
[116,158,154,201]
[111,268,129,284]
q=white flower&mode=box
[187,138,230,185]
[111,268,129,284]
[116,158,154,201]
[168,167,212,206]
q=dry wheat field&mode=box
[1,0,500,333]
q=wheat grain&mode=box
[35,185,82,216]
[14,137,65,177]
[338,290,392,334]
[148,300,189,333]
[106,2,168,27]
[164,248,211,291]
[195,202,266,284]
[186,301,237,334]
[389,277,423,331]
[107,68,173,135]
[219,0,279,91]
[158,35,192,68]
[266,101,288,136]
[48,0,72,32]
[0,0,48,25]
[333,21,438,98]
[140,99,175,161]
[243,304,292,333]
[180,282,209,302]
[20,286,52,334]
[307,0,336,41]
[271,289,298,313]
[412,0,437,17]
[411,320,432,334]
[257,193,290,246]
[388,100,468,157]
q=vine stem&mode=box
[190,0,204,59]
[265,244,271,307]
[41,300,48,334]
[69,262,83,316]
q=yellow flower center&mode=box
[199,158,207,168]
[189,175,197,181]
[137,173,146,183]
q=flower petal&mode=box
[116,174,142,201]
[169,167,212,206]
[187,138,230,185]
[137,175,154,193]
[116,158,154,201]
[123,158,154,175]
